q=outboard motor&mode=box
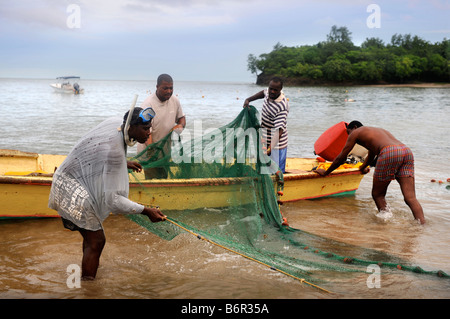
[73,82,80,94]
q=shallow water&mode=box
[0,79,449,299]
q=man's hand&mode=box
[243,99,250,108]
[314,168,327,176]
[142,207,166,222]
[171,124,184,135]
[127,161,143,173]
[360,166,370,174]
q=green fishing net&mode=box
[126,106,448,290]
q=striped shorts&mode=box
[374,145,414,182]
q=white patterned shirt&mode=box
[261,89,289,149]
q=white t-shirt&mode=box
[137,93,185,153]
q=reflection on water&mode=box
[1,79,449,299]
[1,210,449,299]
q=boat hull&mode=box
[0,176,57,218]
[50,84,84,94]
[0,149,364,218]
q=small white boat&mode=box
[50,76,84,94]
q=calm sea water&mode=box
[0,78,449,300]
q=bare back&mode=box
[320,124,425,224]
[350,126,403,156]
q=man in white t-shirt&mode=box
[137,74,186,178]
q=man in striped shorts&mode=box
[243,77,289,173]
[315,121,425,224]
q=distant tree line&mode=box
[247,25,450,85]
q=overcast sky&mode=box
[0,0,448,82]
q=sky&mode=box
[0,0,449,82]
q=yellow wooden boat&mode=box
[0,149,364,218]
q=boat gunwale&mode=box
[0,167,362,187]
[282,168,361,181]
[0,175,53,185]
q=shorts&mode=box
[270,147,287,173]
[374,145,414,182]
[61,218,83,232]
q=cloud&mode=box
[0,0,261,34]
[424,29,450,34]
[0,0,448,82]
[1,0,311,34]
[80,0,283,32]
[0,0,68,30]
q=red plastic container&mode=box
[314,122,348,161]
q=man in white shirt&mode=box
[137,74,186,178]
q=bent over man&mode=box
[49,107,167,280]
[315,121,425,224]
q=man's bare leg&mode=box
[371,179,391,212]
[79,229,106,280]
[396,176,425,224]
